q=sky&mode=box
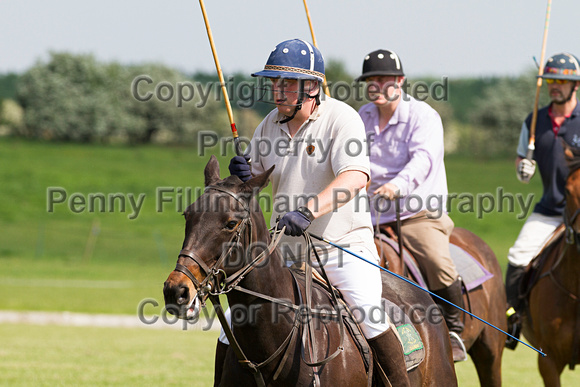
[1,0,579,79]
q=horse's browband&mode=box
[205,185,250,214]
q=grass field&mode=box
[2,138,579,386]
[1,324,580,386]
[1,138,541,313]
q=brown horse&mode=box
[521,144,580,386]
[163,156,457,386]
[376,227,506,387]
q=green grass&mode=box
[0,324,218,386]
[446,155,543,267]
[0,138,541,313]
[1,323,579,386]
[0,139,238,314]
[455,341,580,386]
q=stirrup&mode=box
[505,307,521,350]
[449,331,468,362]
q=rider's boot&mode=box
[432,278,468,362]
[368,328,411,387]
[505,263,526,350]
[213,340,229,387]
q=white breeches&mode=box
[507,212,562,267]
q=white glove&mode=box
[517,158,536,183]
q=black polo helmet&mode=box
[356,49,404,81]
[540,52,580,81]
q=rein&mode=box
[174,186,352,386]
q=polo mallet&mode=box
[526,0,553,160]
[302,0,330,96]
[198,0,244,157]
[308,232,546,357]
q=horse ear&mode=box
[241,165,274,194]
[564,144,574,161]
[562,139,580,162]
[204,155,221,187]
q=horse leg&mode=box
[538,353,564,387]
[468,328,503,387]
[213,340,228,386]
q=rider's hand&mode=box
[276,207,314,237]
[373,183,400,200]
[228,154,252,182]
[517,158,536,184]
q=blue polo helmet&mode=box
[540,53,580,81]
[252,39,325,82]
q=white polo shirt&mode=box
[249,97,377,261]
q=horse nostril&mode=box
[176,285,189,305]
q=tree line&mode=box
[0,52,548,156]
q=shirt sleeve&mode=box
[330,113,371,179]
[516,122,529,158]
[389,109,442,197]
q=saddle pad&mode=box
[377,233,493,292]
[449,244,494,291]
[383,298,425,371]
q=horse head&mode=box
[163,155,273,319]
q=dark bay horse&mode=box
[163,156,457,386]
[521,144,580,386]
[376,227,506,387]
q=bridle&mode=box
[171,184,353,387]
[564,206,580,248]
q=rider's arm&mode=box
[305,170,368,219]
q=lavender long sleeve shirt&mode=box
[359,93,449,224]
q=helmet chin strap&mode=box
[280,102,302,124]
[280,81,321,124]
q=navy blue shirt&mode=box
[518,101,580,216]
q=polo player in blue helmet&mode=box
[225,39,412,386]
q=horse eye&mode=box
[225,220,238,230]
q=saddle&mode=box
[376,225,494,293]
[289,264,425,373]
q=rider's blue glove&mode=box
[228,154,252,182]
[277,207,315,236]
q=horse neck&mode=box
[560,240,580,293]
[226,209,291,304]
